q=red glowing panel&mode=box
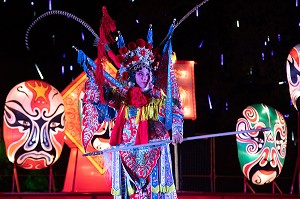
[173,60,197,120]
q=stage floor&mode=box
[0,192,299,199]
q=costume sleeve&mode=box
[143,87,163,99]
[171,98,184,136]
[157,89,184,135]
[103,83,129,110]
[83,73,99,103]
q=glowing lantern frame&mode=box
[173,60,197,120]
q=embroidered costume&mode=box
[77,6,184,199]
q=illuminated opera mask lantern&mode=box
[286,43,300,111]
[78,91,114,151]
[236,103,287,185]
[3,80,65,169]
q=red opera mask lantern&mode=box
[3,80,65,169]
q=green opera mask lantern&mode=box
[3,80,65,169]
[236,103,287,185]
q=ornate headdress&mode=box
[114,37,161,86]
[94,8,163,87]
[117,39,158,71]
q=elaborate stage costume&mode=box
[108,85,183,199]
[77,6,184,199]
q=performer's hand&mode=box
[142,72,153,92]
[172,133,183,145]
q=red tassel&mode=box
[96,6,117,104]
[135,120,149,145]
[95,60,105,104]
[109,105,126,146]
[98,6,117,58]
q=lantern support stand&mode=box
[290,160,299,194]
[243,177,255,193]
[272,181,283,194]
[48,165,56,192]
[298,111,300,194]
[12,164,20,192]
[290,111,300,194]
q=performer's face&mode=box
[236,104,287,185]
[3,80,65,169]
[135,67,150,89]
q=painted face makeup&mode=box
[135,67,150,89]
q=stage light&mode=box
[198,40,204,48]
[220,53,224,66]
[35,64,44,79]
[48,0,52,10]
[208,95,212,110]
[81,31,85,41]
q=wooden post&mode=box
[243,177,255,193]
[12,164,20,192]
[290,112,300,194]
[174,144,179,190]
[49,166,56,192]
[292,112,300,194]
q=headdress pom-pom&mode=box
[119,46,128,55]
[136,38,146,48]
[128,42,137,50]
[133,56,139,62]
[116,55,124,63]
[145,43,153,50]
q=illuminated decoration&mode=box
[236,103,287,185]
[173,60,197,120]
[34,64,44,79]
[90,120,113,150]
[198,40,204,48]
[286,43,300,111]
[3,80,65,170]
[61,58,117,192]
[220,53,224,66]
[208,95,212,109]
